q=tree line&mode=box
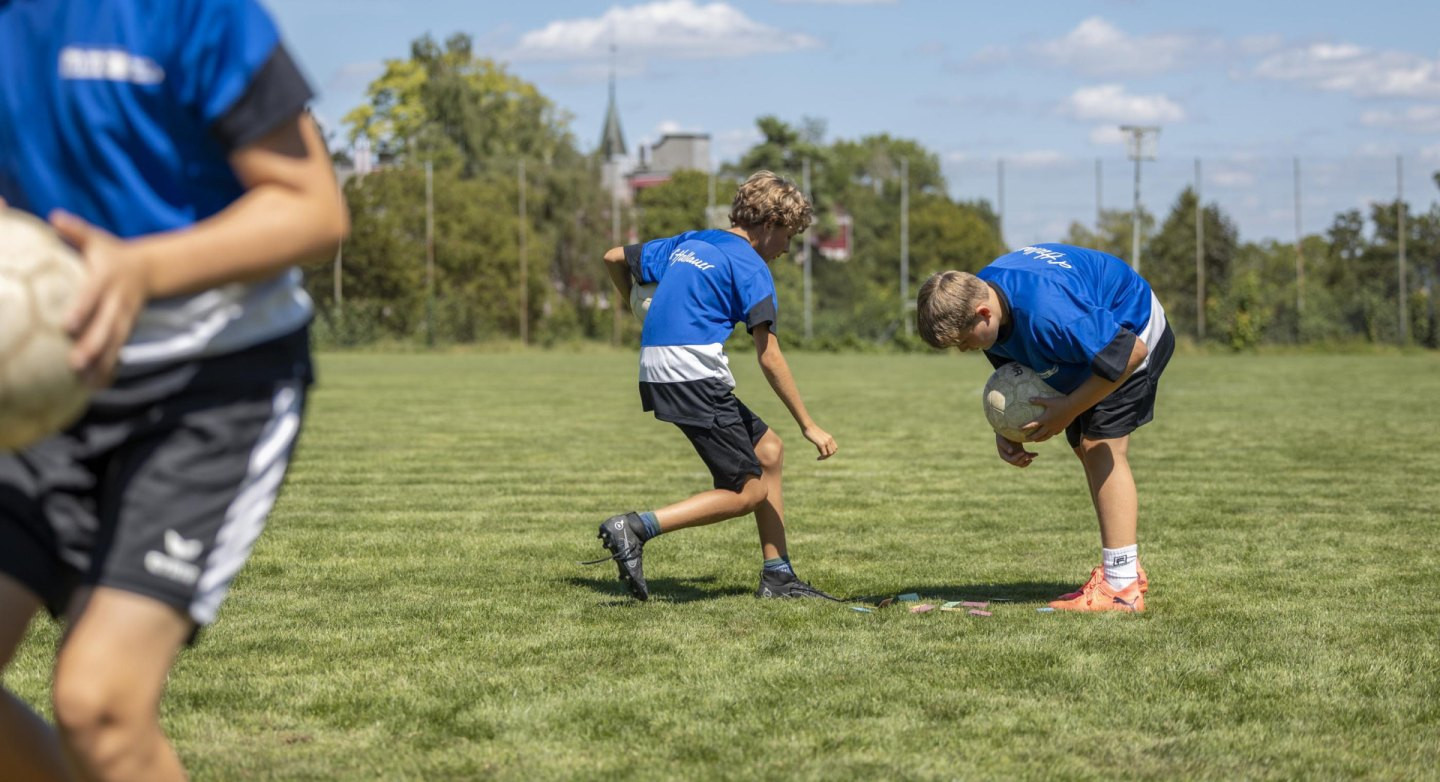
[318,33,1438,351]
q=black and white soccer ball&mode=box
[982,362,1059,442]
[629,282,657,322]
[0,208,90,450]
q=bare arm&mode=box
[1022,336,1149,443]
[753,325,837,459]
[603,245,634,307]
[56,114,348,385]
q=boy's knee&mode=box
[754,433,783,470]
[52,673,117,747]
[52,655,151,749]
[1074,436,1129,462]
[736,475,768,513]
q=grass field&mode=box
[9,348,1440,780]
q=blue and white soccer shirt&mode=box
[978,243,1167,394]
[0,0,315,373]
[624,230,778,427]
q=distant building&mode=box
[596,65,710,203]
[647,133,711,175]
[816,207,853,262]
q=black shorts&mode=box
[675,395,769,492]
[1065,324,1175,448]
[0,330,310,627]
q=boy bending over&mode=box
[916,243,1174,612]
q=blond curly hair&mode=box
[729,170,812,233]
[916,270,991,348]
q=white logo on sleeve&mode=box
[1017,246,1071,268]
[59,47,165,85]
[144,530,204,585]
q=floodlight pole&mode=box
[1121,125,1159,274]
[996,158,1005,245]
[518,158,529,346]
[802,157,813,341]
[611,177,621,346]
[1294,157,1305,325]
[1195,157,1204,341]
[900,157,910,335]
[1398,155,1408,346]
[425,159,435,346]
[1095,157,1103,231]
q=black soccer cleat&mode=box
[584,512,650,601]
[755,569,842,601]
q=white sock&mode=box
[1102,545,1138,590]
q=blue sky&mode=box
[268,0,1440,245]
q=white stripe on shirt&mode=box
[639,344,734,387]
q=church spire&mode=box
[599,43,626,159]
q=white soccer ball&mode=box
[0,208,90,451]
[629,282,657,322]
[982,362,1060,443]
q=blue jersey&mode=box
[624,230,777,426]
[978,244,1167,394]
[0,0,315,371]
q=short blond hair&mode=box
[729,170,812,233]
[916,270,990,348]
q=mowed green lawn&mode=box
[9,348,1440,780]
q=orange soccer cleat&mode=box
[1054,563,1148,601]
[1048,567,1145,612]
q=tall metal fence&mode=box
[313,153,1439,350]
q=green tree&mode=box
[634,170,711,240]
[1146,187,1240,340]
[334,33,613,344]
[1064,207,1154,263]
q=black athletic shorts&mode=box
[675,395,769,492]
[1065,324,1175,448]
[0,328,311,628]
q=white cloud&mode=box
[1253,43,1440,99]
[653,119,706,137]
[508,0,819,61]
[1007,17,1227,77]
[1210,169,1257,188]
[1360,105,1440,134]
[713,126,763,162]
[1089,126,1128,145]
[1354,141,1400,157]
[325,61,385,93]
[1005,150,1066,169]
[1420,143,1440,163]
[1063,84,1185,124]
[774,0,895,4]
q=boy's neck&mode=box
[988,281,1012,331]
[726,225,757,251]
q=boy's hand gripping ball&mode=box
[0,208,91,450]
[982,362,1060,443]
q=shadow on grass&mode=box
[565,575,752,604]
[848,582,1079,606]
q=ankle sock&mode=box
[634,511,661,541]
[1102,545,1138,590]
[763,557,794,576]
